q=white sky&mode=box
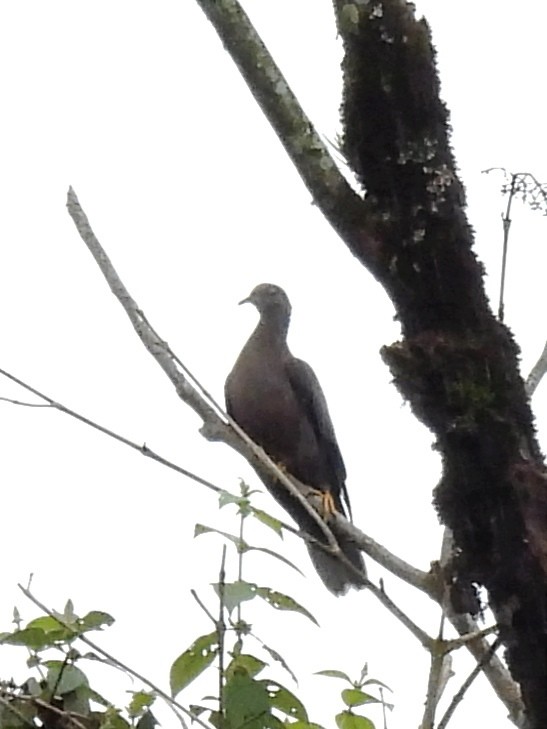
[1,1,547,728]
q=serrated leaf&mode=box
[127,690,156,718]
[251,508,284,537]
[0,628,48,650]
[335,711,375,729]
[170,632,219,697]
[260,643,298,684]
[226,654,266,679]
[225,672,270,729]
[213,580,256,613]
[260,680,308,721]
[45,662,88,695]
[316,669,352,683]
[254,587,319,625]
[249,547,303,574]
[342,689,380,708]
[80,611,115,632]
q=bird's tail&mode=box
[307,527,367,596]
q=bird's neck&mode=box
[255,311,290,346]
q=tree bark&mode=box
[334,2,547,726]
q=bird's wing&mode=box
[286,356,352,518]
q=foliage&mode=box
[0,484,389,729]
[316,663,392,729]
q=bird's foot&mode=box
[309,489,336,519]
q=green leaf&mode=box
[194,524,246,550]
[0,697,37,727]
[251,508,284,537]
[226,654,266,679]
[362,678,392,692]
[12,606,21,626]
[45,662,89,695]
[170,632,219,697]
[219,490,242,508]
[249,547,303,574]
[341,689,380,708]
[62,599,78,624]
[224,672,270,729]
[260,643,298,684]
[335,712,375,729]
[289,723,326,729]
[0,628,49,650]
[254,587,318,625]
[316,669,352,683]
[260,680,308,721]
[80,611,115,632]
[99,707,131,729]
[63,686,91,715]
[188,704,209,719]
[26,677,41,697]
[208,710,222,729]
[136,711,158,729]
[127,690,156,718]
[27,616,63,633]
[87,686,111,708]
[213,580,256,613]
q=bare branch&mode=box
[449,614,524,727]
[526,339,547,396]
[437,638,503,729]
[193,0,372,253]
[0,366,431,599]
[65,186,338,553]
[0,367,225,496]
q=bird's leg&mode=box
[307,489,337,519]
[272,462,336,520]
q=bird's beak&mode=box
[238,295,252,306]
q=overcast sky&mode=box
[1,2,546,728]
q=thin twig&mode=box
[437,638,502,729]
[217,546,227,719]
[498,174,516,322]
[367,582,433,650]
[0,397,49,407]
[0,367,223,496]
[1,366,433,600]
[190,590,217,626]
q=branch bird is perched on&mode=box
[225,283,366,595]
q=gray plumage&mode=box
[225,283,366,595]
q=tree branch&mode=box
[65,186,338,554]
[193,0,373,249]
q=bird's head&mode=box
[239,283,292,319]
